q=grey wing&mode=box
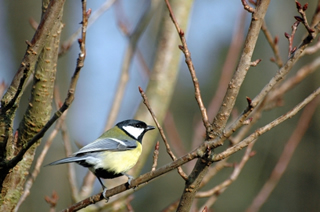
[74,137,137,155]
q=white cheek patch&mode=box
[123,126,144,139]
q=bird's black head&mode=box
[116,119,155,142]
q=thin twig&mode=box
[151,141,160,171]
[261,22,283,67]
[295,1,315,35]
[284,21,300,58]
[247,96,320,212]
[164,0,211,138]
[192,10,247,150]
[139,87,188,180]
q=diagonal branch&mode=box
[139,87,188,180]
[164,0,211,138]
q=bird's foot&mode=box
[102,187,109,201]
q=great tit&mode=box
[47,119,155,199]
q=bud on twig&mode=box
[302,3,308,11]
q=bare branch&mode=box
[284,21,300,58]
[164,0,212,137]
[261,22,283,67]
[192,10,247,149]
[295,1,315,35]
[152,141,160,171]
[139,87,188,180]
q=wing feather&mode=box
[74,137,137,155]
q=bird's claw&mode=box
[102,187,109,201]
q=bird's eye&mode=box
[135,123,142,128]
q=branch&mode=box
[139,87,188,180]
[261,22,283,67]
[151,141,160,171]
[192,10,247,150]
[164,0,211,138]
[284,21,300,58]
[220,25,319,146]
[295,1,315,35]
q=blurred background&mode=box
[1,0,320,211]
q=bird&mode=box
[47,119,155,199]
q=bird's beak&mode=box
[147,125,155,131]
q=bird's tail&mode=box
[46,156,84,166]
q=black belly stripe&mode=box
[94,168,123,179]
